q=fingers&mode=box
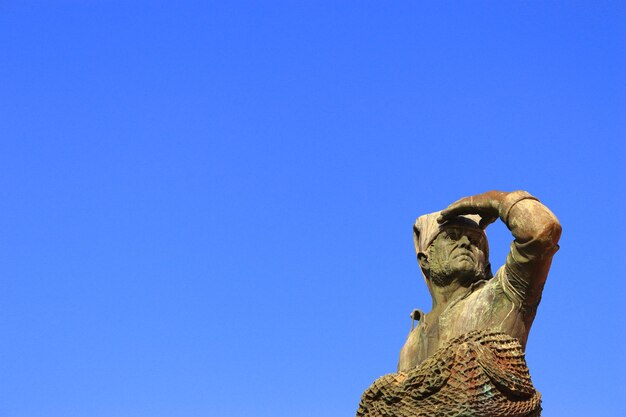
[437,197,474,223]
[437,195,499,225]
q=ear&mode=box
[417,252,430,271]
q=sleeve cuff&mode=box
[501,191,539,224]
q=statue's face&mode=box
[427,225,488,287]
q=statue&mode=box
[356,191,561,417]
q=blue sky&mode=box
[1,2,624,416]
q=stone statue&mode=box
[356,190,561,417]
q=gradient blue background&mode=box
[1,1,625,416]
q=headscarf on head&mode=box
[413,212,486,254]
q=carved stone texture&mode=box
[357,191,561,417]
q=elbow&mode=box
[509,198,562,249]
[535,216,562,248]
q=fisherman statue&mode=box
[357,190,561,417]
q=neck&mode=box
[428,280,469,315]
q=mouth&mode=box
[453,251,474,261]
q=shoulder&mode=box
[398,324,422,372]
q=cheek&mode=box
[473,248,486,263]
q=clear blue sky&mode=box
[1,2,624,416]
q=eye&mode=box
[472,234,485,247]
[447,230,460,240]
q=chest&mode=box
[409,289,522,366]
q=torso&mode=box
[398,272,531,372]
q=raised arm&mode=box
[438,190,561,306]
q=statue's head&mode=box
[413,212,492,291]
